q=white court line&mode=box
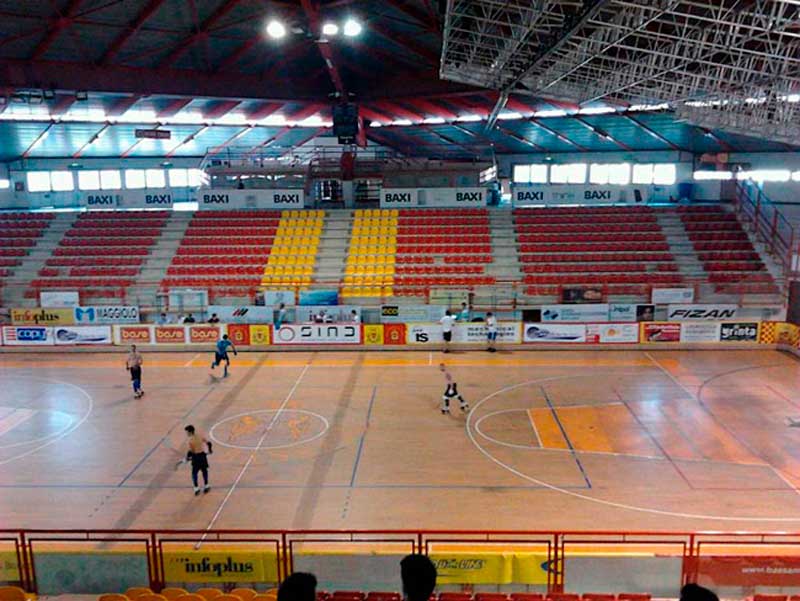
[184,352,202,368]
[196,363,310,548]
[526,408,543,448]
[643,352,698,400]
[0,409,36,437]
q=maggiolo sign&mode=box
[273,324,361,345]
[198,189,304,210]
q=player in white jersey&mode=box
[440,310,456,353]
[485,311,498,352]
[439,363,468,414]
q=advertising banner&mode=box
[248,325,271,346]
[542,304,610,322]
[641,322,681,343]
[2,326,54,346]
[294,305,361,323]
[759,321,799,346]
[187,325,222,344]
[380,304,447,323]
[260,290,296,307]
[198,189,304,210]
[117,190,174,209]
[719,322,759,342]
[115,325,153,345]
[418,187,486,208]
[667,304,738,321]
[383,323,406,344]
[273,324,361,345]
[207,305,275,324]
[74,305,140,325]
[406,323,441,344]
[454,322,521,343]
[161,550,276,583]
[586,323,639,344]
[693,556,800,587]
[79,192,119,209]
[11,308,74,326]
[363,324,384,345]
[226,323,250,346]
[523,323,586,343]
[608,304,637,322]
[512,184,647,206]
[380,188,418,208]
[652,288,695,304]
[298,289,338,306]
[561,286,604,304]
[40,291,80,308]
[679,322,722,343]
[53,325,112,345]
[155,326,186,344]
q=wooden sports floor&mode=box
[3,348,800,533]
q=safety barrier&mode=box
[4,530,800,597]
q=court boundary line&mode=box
[527,409,543,448]
[540,386,592,488]
[349,386,377,487]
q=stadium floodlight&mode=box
[322,23,339,36]
[343,19,362,37]
[266,20,286,39]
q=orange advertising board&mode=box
[155,326,186,344]
[188,325,221,344]
[119,326,152,344]
[383,323,406,345]
[227,324,250,346]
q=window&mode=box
[513,164,547,184]
[50,171,74,192]
[591,164,630,185]
[736,169,791,183]
[590,164,609,185]
[0,179,10,189]
[168,168,188,188]
[188,168,208,187]
[145,169,166,188]
[100,170,122,190]
[653,164,676,185]
[632,164,654,185]
[27,171,51,192]
[550,163,586,184]
[125,169,146,189]
[78,170,101,191]
[693,171,733,181]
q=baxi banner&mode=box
[197,189,304,210]
[380,188,418,208]
[418,187,486,207]
[512,184,650,206]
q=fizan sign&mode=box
[198,189,304,210]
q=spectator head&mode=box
[445,310,451,316]
[486,311,493,317]
[461,302,467,308]
[278,572,317,601]
[131,345,137,352]
[400,554,436,601]
[280,303,285,309]
[160,312,166,318]
[351,309,357,314]
[184,425,195,436]
[680,584,719,601]
[211,313,218,318]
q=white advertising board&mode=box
[207,305,275,324]
[1,326,54,346]
[586,323,639,344]
[198,189,304,210]
[523,323,587,343]
[380,305,447,323]
[273,324,361,345]
[652,288,695,304]
[608,304,637,322]
[418,187,486,208]
[406,322,520,344]
[73,306,140,324]
[541,304,610,322]
[512,185,648,206]
[53,325,112,345]
[380,188,418,208]
[667,304,738,321]
[40,291,80,308]
[261,290,297,306]
[679,322,722,343]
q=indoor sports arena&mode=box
[1,1,800,601]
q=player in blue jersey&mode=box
[210,334,238,377]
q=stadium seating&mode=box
[0,212,53,301]
[26,211,165,302]
[341,208,397,298]
[99,591,651,601]
[260,210,324,288]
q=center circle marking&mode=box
[210,409,329,450]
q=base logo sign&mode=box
[542,304,609,322]
[188,325,222,344]
[2,326,54,345]
[523,324,586,343]
[641,322,681,343]
[155,326,186,344]
[54,326,112,345]
[118,326,152,344]
[274,324,361,345]
[720,322,759,342]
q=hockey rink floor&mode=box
[2,349,800,532]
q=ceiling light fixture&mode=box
[343,19,362,37]
[266,20,286,39]
[322,22,339,36]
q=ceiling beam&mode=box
[364,130,413,156]
[157,97,193,118]
[22,123,54,158]
[529,118,587,151]
[405,98,459,120]
[72,123,109,158]
[285,103,325,122]
[158,0,245,69]
[384,0,438,30]
[300,0,347,98]
[100,0,166,64]
[246,102,283,121]
[374,101,424,122]
[276,127,328,156]
[49,94,77,116]
[214,36,261,73]
[574,116,632,151]
[31,0,85,60]
[207,126,252,155]
[106,94,142,117]
[624,114,683,151]
[203,100,240,119]
[360,107,395,124]
[452,123,518,153]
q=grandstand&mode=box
[1,0,800,599]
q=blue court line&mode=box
[116,385,217,487]
[540,385,592,489]
[349,385,377,487]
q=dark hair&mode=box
[445,310,451,316]
[400,554,436,601]
[278,572,317,601]
[222,334,229,340]
[680,584,719,601]
[486,311,493,316]
[184,425,195,434]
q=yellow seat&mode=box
[125,589,153,600]
[230,590,257,601]
[213,596,241,601]
[137,595,167,601]
[98,595,128,601]
[161,589,188,601]
[195,590,221,601]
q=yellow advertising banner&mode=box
[11,308,74,326]
[0,550,20,581]
[429,552,549,584]
[162,550,278,583]
[362,324,384,345]
[249,325,272,346]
